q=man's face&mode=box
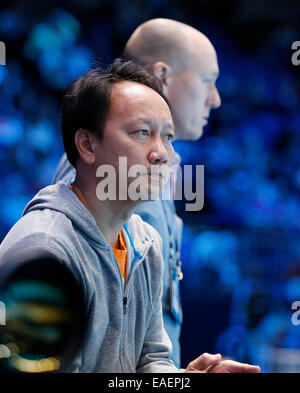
[165,42,221,140]
[93,81,174,200]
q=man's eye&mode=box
[165,133,174,142]
[135,130,150,136]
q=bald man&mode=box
[123,18,221,140]
[53,18,221,367]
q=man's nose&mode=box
[206,85,221,109]
[148,138,170,165]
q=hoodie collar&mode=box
[23,183,152,255]
[23,183,108,247]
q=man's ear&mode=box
[74,128,96,165]
[151,61,172,88]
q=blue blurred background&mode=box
[1,0,300,372]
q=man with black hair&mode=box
[53,18,221,367]
[0,60,259,373]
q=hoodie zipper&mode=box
[123,295,128,314]
[119,239,153,372]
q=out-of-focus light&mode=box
[15,302,71,324]
[0,117,24,147]
[28,119,56,153]
[66,46,93,79]
[256,182,280,208]
[38,47,63,73]
[285,278,300,303]
[3,73,22,97]
[0,10,27,39]
[0,196,31,227]
[205,137,235,174]
[23,9,81,60]
[2,174,26,195]
[293,168,300,189]
[0,345,10,359]
[215,325,248,360]
[277,78,298,108]
[36,46,93,89]
[0,66,7,85]
[229,170,250,192]
[220,262,240,287]
[192,230,238,263]
[9,355,60,373]
[256,313,288,342]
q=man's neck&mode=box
[71,177,135,248]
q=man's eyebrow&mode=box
[200,72,219,81]
[209,72,219,79]
[130,118,174,131]
[146,119,174,132]
[162,122,175,132]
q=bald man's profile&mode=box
[124,18,221,140]
[53,18,221,367]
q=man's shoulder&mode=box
[21,207,73,237]
[0,209,73,262]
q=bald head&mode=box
[124,18,216,71]
[123,18,221,140]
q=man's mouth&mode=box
[148,173,162,177]
[147,173,163,182]
[148,171,169,183]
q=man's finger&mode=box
[186,353,222,372]
[209,360,260,373]
[237,363,260,373]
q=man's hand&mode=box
[207,359,260,373]
[185,353,260,373]
[185,353,222,373]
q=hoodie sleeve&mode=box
[136,282,184,373]
[135,225,184,373]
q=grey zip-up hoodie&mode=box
[0,183,181,373]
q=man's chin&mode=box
[175,125,204,141]
[146,183,163,201]
[126,183,162,202]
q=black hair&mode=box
[61,58,168,167]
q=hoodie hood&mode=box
[23,183,104,245]
[23,183,154,256]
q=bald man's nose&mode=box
[207,85,221,109]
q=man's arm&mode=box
[136,283,260,373]
[136,282,182,373]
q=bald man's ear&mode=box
[151,61,172,88]
[74,128,97,165]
